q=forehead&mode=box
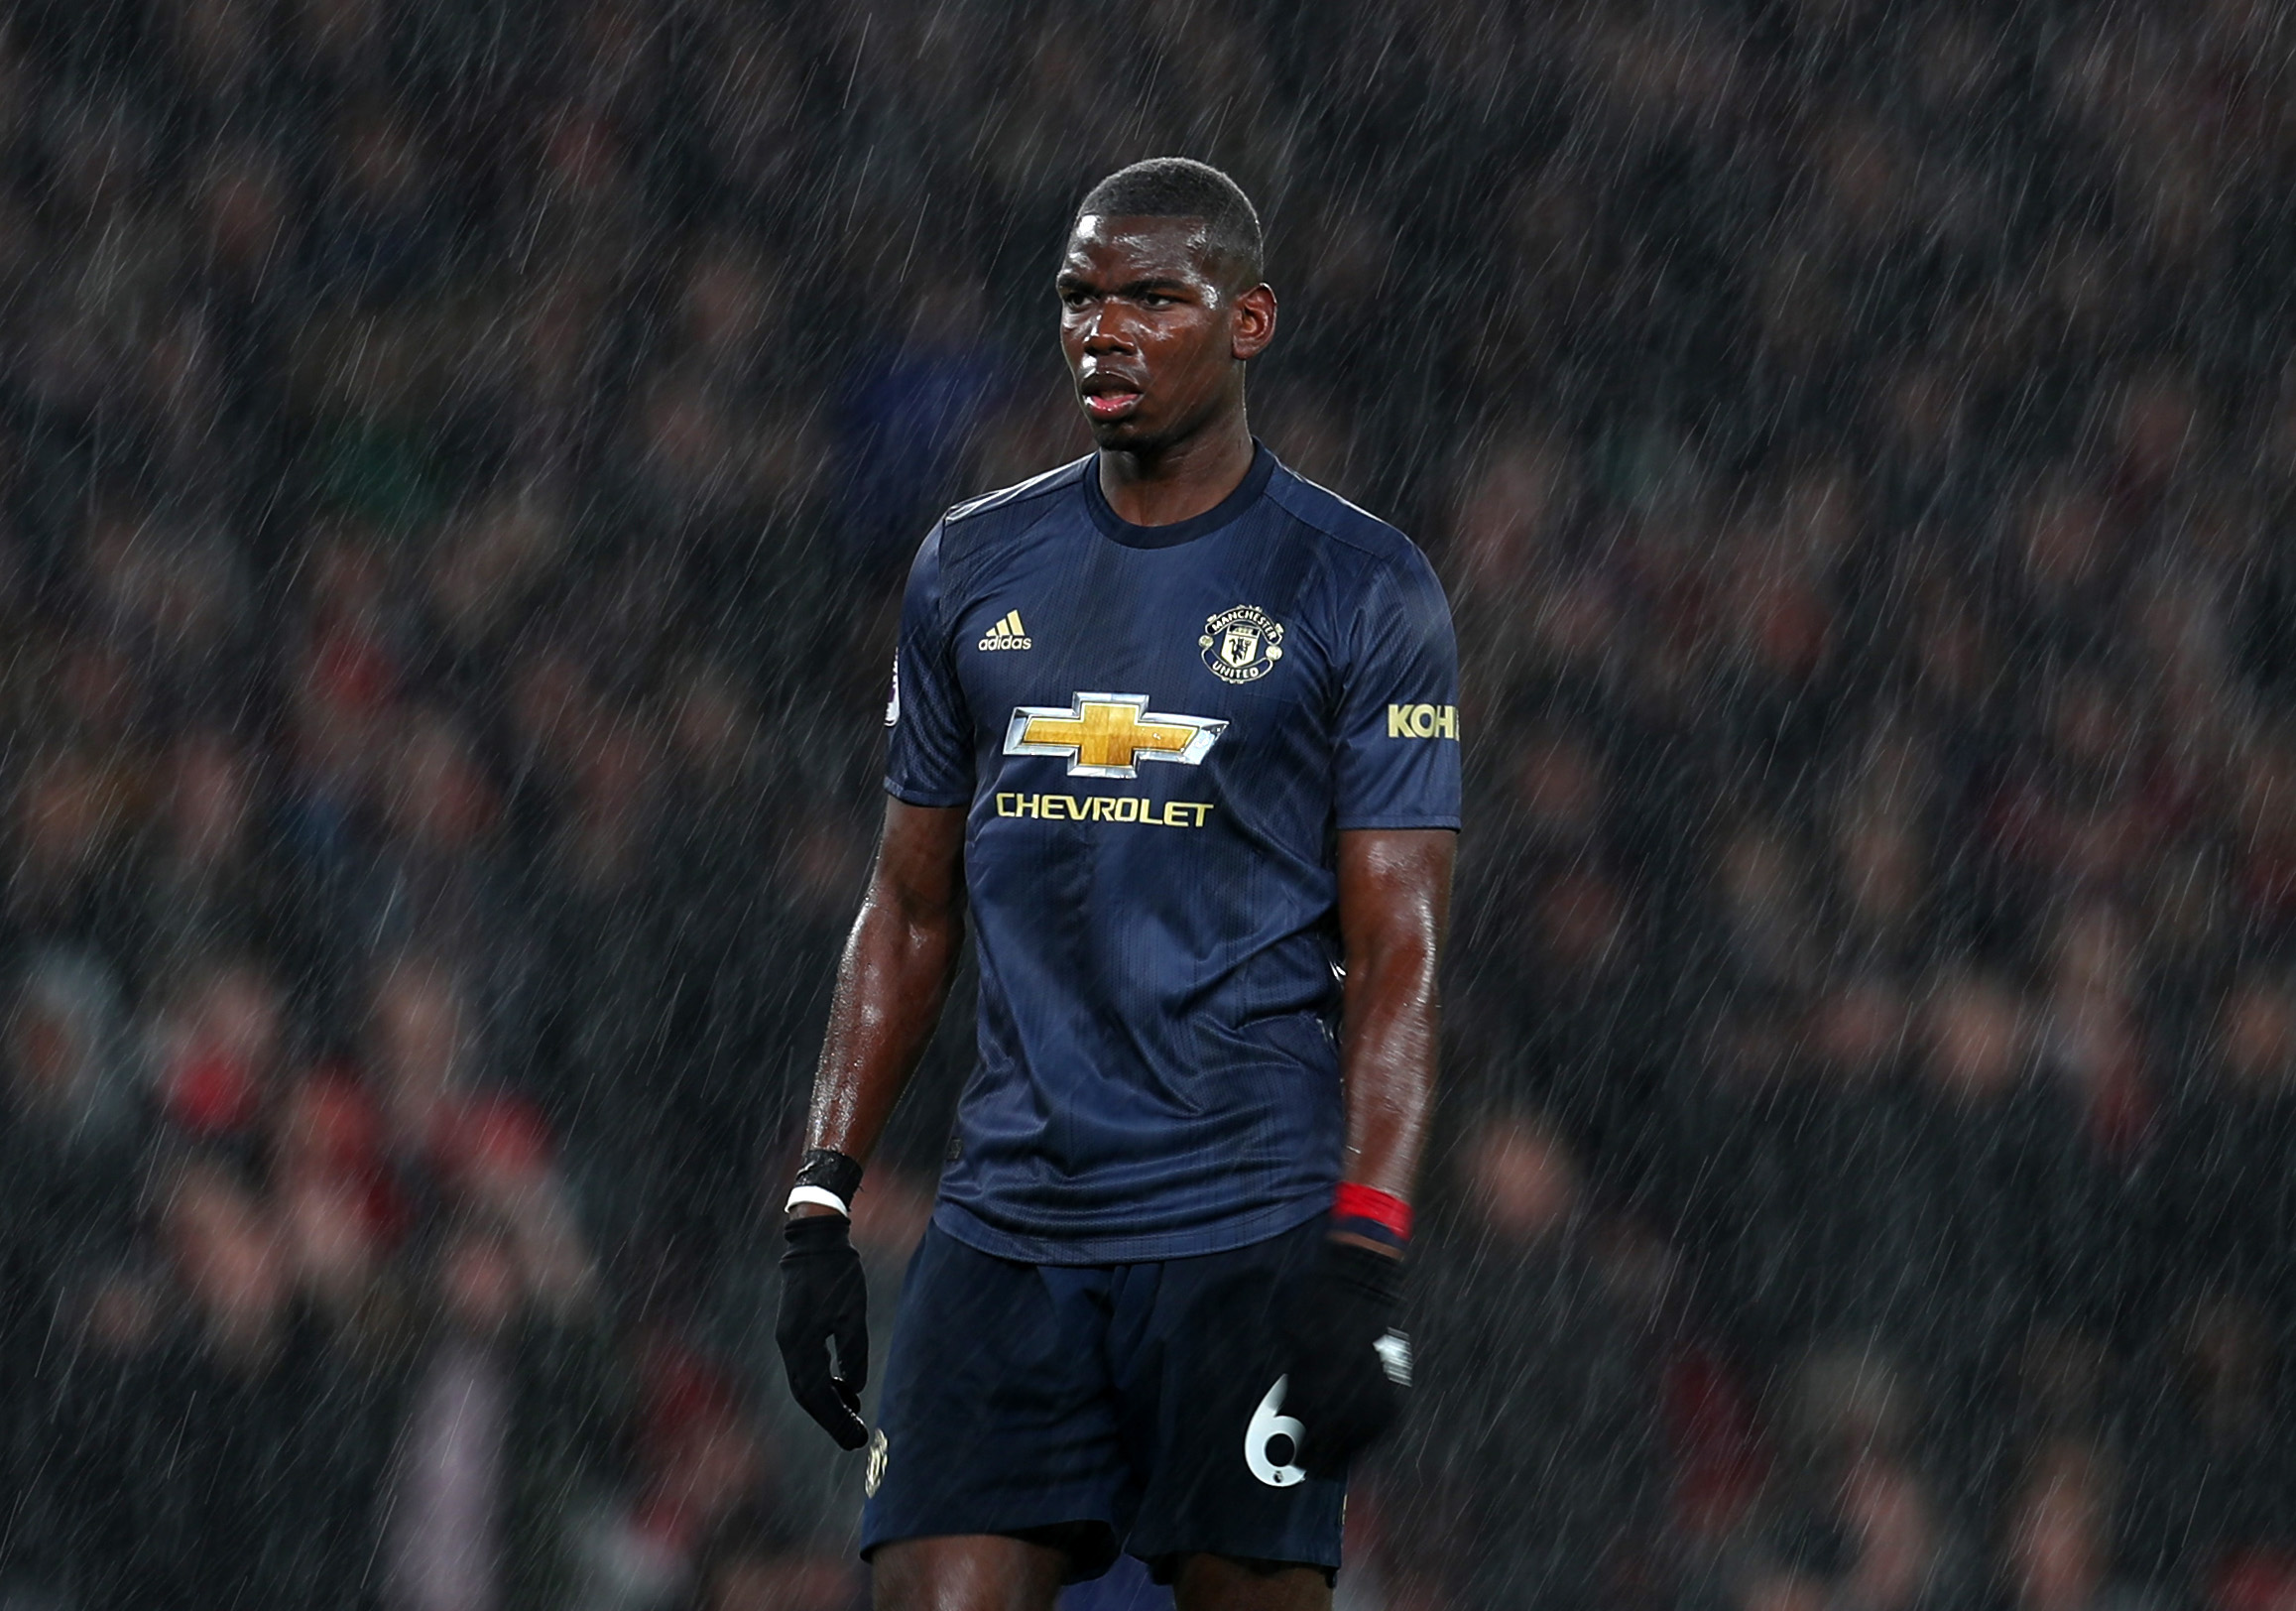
[1060,213,1219,283]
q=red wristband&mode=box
[1332,1182,1412,1246]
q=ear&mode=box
[1231,284,1277,361]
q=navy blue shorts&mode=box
[860,1216,1346,1581]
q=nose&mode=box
[1081,306,1137,353]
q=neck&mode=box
[1096,406,1255,527]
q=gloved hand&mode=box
[776,1212,870,1449]
[1278,1237,1409,1477]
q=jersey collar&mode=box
[1081,441,1277,550]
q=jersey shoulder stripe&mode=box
[943,455,1092,526]
[934,457,1091,600]
[1263,463,1423,565]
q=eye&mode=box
[1140,293,1172,308]
[1060,290,1092,310]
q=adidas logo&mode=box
[978,610,1032,651]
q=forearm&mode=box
[1289,826,1451,1470]
[774,878,956,1444]
[1338,929,1441,1199]
[1334,826,1455,1208]
[804,890,963,1163]
[797,801,968,1173]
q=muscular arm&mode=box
[801,799,968,1171]
[1334,827,1455,1233]
[775,799,964,1449]
[1273,825,1454,1472]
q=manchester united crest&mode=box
[1200,605,1284,683]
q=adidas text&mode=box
[979,609,1032,651]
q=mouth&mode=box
[1079,371,1146,421]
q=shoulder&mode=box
[909,457,1090,602]
[942,455,1092,531]
[1264,459,1447,609]
[1265,460,1436,579]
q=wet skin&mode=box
[844,812,1453,1611]
[1056,213,1277,528]
[812,215,1451,1611]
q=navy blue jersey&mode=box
[886,445,1460,1263]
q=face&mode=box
[1057,215,1275,452]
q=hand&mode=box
[1278,1237,1409,1477]
[776,1212,870,1449]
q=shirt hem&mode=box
[930,1191,1332,1266]
[1334,814,1460,831]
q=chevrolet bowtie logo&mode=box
[1004,693,1226,779]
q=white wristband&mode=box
[786,1184,851,1217]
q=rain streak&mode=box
[0,2,2291,1610]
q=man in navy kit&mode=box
[776,158,1459,1611]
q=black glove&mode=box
[1278,1237,1409,1477]
[776,1213,870,1449]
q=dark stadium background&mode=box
[3,0,2295,1607]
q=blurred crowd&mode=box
[4,0,2296,1608]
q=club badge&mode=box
[1200,605,1284,683]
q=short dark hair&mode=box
[1075,158,1265,287]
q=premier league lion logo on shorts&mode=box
[1201,604,1285,683]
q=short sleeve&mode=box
[1333,548,1462,831]
[884,524,974,807]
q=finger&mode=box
[834,1376,866,1428]
[784,1354,830,1421]
[807,1400,870,1449]
[832,1317,870,1395]
[788,1330,868,1448]
[820,1402,870,1450]
[782,1336,843,1421]
[818,1378,870,1450]
[791,1369,870,1448]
